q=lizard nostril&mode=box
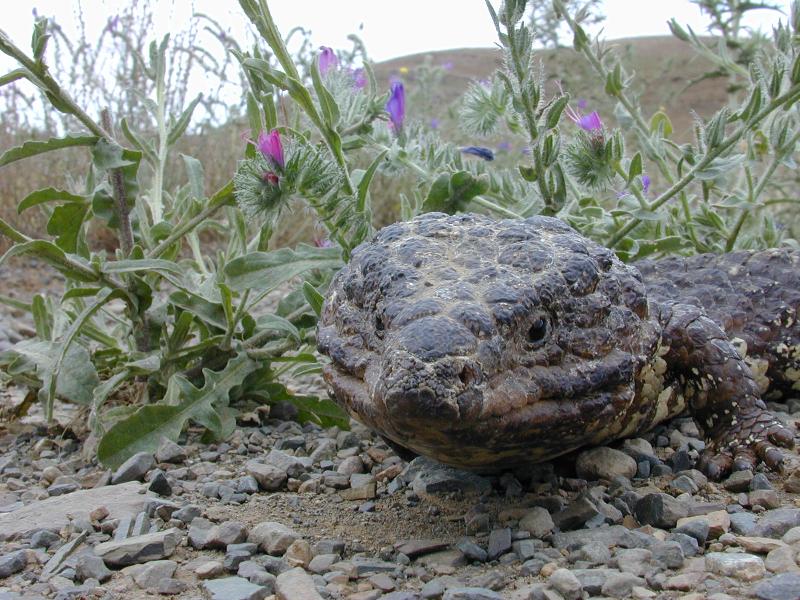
[528,317,547,344]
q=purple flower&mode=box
[577,98,588,110]
[577,111,603,132]
[256,129,284,169]
[441,61,454,71]
[318,46,338,76]
[641,174,651,194]
[386,82,405,132]
[314,237,334,248]
[429,118,440,129]
[460,146,495,161]
[497,141,512,152]
[351,68,367,89]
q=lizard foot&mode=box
[697,409,795,480]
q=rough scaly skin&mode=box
[317,213,797,478]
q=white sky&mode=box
[0,0,793,65]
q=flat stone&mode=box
[351,558,400,576]
[552,525,657,550]
[752,573,800,600]
[395,539,450,558]
[0,481,144,541]
[248,521,300,555]
[664,572,705,591]
[572,568,617,595]
[238,561,276,588]
[94,527,181,566]
[750,490,781,510]
[0,550,27,578]
[442,588,504,600]
[275,567,323,599]
[456,539,488,563]
[339,482,377,501]
[204,576,269,600]
[737,537,789,554]
[706,552,766,581]
[158,578,188,595]
[111,452,154,484]
[41,530,89,578]
[131,559,177,589]
[576,447,637,481]
[415,549,466,569]
[782,527,800,545]
[245,461,287,491]
[406,457,491,497]
[677,511,730,539]
[634,493,688,529]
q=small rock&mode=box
[754,509,800,539]
[601,571,646,598]
[724,470,754,492]
[576,447,637,480]
[706,551,766,581]
[31,529,61,548]
[248,521,300,555]
[752,573,800,600]
[158,578,188,595]
[677,511,731,539]
[765,546,800,574]
[519,507,554,538]
[750,490,781,510]
[266,450,306,478]
[111,452,155,484]
[396,539,450,558]
[675,519,710,545]
[549,568,582,600]
[553,496,603,530]
[635,493,688,529]
[442,588,504,600]
[737,536,788,554]
[284,539,313,568]
[195,560,224,579]
[204,576,269,600]
[456,539,487,563]
[147,470,172,496]
[93,527,181,566]
[406,457,491,497]
[751,473,774,491]
[172,505,202,524]
[245,461,287,492]
[275,567,323,599]
[487,528,512,560]
[0,550,27,578]
[75,554,111,583]
[132,560,177,589]
[155,438,187,464]
[784,468,800,494]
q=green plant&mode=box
[0,18,349,469]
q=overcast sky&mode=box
[1,0,793,65]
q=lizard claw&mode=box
[698,409,795,480]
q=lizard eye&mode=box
[527,316,548,345]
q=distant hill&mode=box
[373,36,732,142]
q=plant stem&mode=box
[0,29,109,139]
[100,109,134,256]
[147,181,234,259]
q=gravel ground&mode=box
[1,261,800,600]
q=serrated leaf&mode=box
[96,353,258,468]
[0,134,98,168]
[224,244,343,292]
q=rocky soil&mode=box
[1,261,800,600]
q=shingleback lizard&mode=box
[317,213,798,479]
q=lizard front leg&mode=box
[661,303,795,479]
